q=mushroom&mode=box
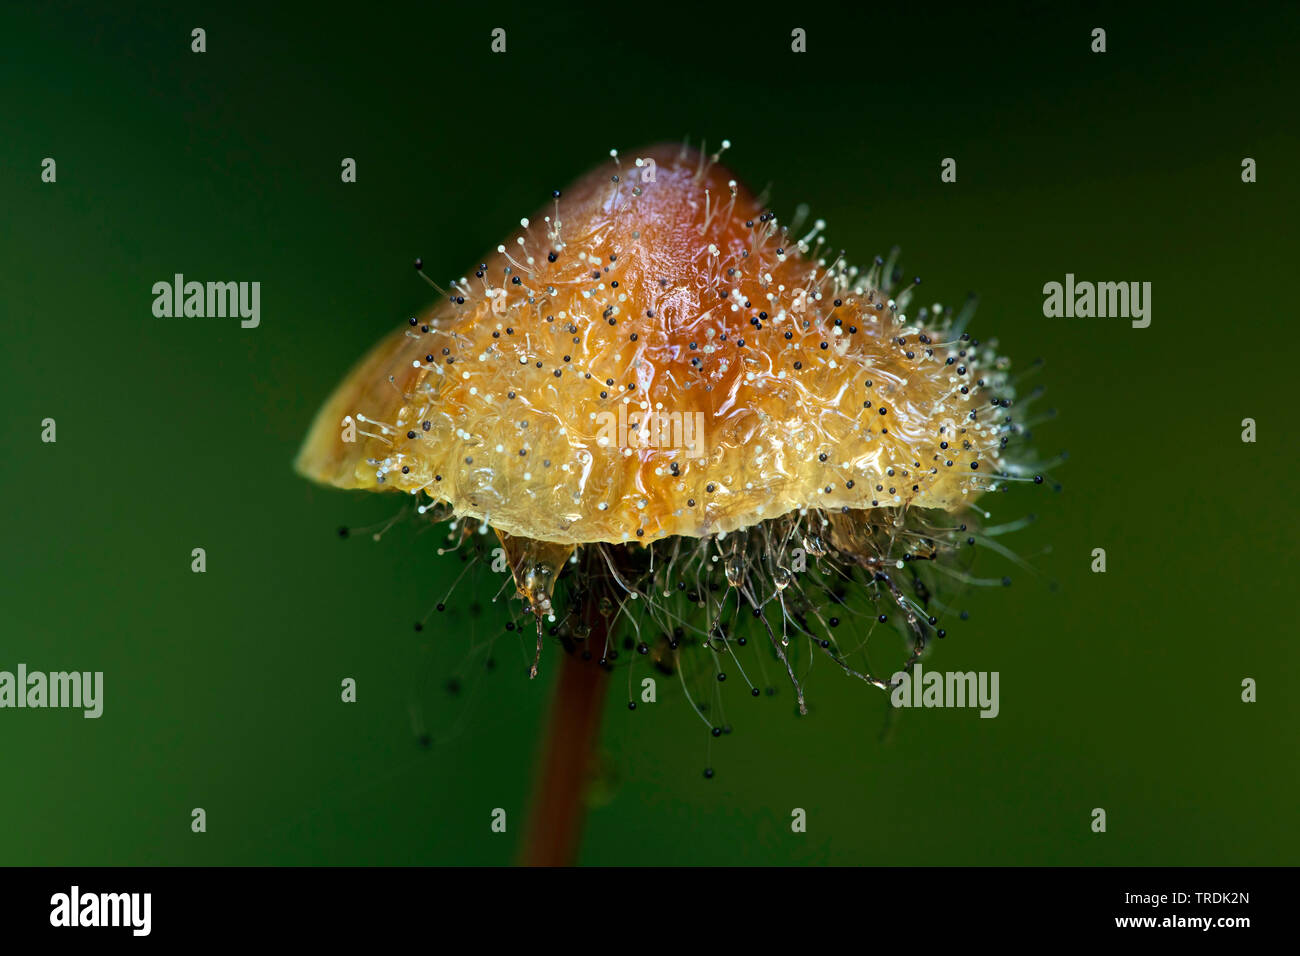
[297,142,1037,687]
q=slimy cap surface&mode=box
[296,144,1008,545]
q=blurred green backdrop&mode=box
[2,1,1296,865]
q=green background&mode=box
[2,1,1296,865]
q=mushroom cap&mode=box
[296,144,1007,545]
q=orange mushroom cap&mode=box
[296,143,1009,546]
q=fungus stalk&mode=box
[519,598,612,867]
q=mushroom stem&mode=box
[518,608,612,866]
